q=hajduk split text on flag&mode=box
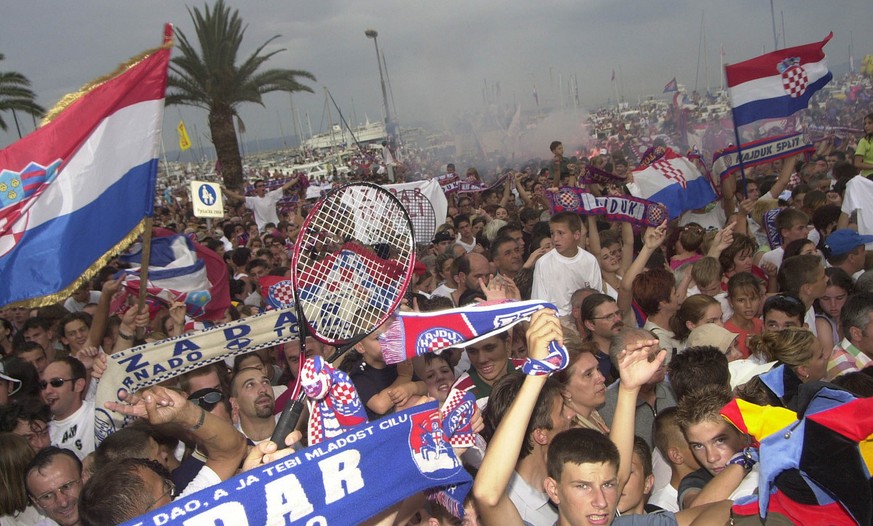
[627,148,718,221]
[0,27,171,308]
[726,33,833,129]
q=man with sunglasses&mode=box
[41,357,94,460]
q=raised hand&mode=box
[524,308,563,361]
[643,221,668,250]
[105,386,194,426]
[616,339,665,391]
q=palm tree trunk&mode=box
[209,104,244,189]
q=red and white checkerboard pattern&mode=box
[781,65,808,98]
[652,160,688,189]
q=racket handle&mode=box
[271,392,306,449]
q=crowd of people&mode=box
[2,88,873,525]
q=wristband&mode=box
[521,341,569,376]
[189,406,207,431]
[726,447,758,471]
[118,330,135,341]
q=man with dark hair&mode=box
[549,140,571,186]
[453,213,477,253]
[482,372,571,526]
[230,367,277,444]
[667,346,730,401]
[579,293,622,383]
[828,292,873,379]
[0,397,52,452]
[15,340,48,375]
[762,294,806,333]
[94,427,166,472]
[58,312,93,356]
[759,207,811,269]
[19,317,57,361]
[778,254,828,335]
[25,446,84,526]
[222,175,299,232]
[42,356,94,459]
[455,252,491,306]
[451,332,518,407]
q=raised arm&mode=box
[280,173,301,192]
[87,277,121,349]
[610,339,666,488]
[106,386,247,480]
[617,222,667,316]
[767,153,800,201]
[222,185,245,203]
[473,309,562,526]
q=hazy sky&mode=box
[1,0,869,151]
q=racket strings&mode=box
[295,186,414,344]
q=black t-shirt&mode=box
[677,468,713,509]
[350,362,399,420]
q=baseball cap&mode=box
[0,359,22,395]
[432,232,454,244]
[824,229,873,258]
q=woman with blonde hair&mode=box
[748,328,829,383]
[0,433,40,525]
[554,341,609,433]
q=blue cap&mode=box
[824,229,873,258]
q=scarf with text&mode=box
[95,308,301,444]
[122,402,473,526]
[546,187,668,227]
[712,133,815,181]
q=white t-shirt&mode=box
[64,291,102,313]
[648,482,679,513]
[842,176,873,250]
[431,283,456,302]
[531,248,603,316]
[179,465,222,498]
[805,306,818,337]
[49,399,95,460]
[455,235,477,254]
[678,205,726,231]
[245,188,284,232]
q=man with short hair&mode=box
[42,357,94,459]
[223,176,299,232]
[0,398,52,452]
[64,283,101,313]
[430,231,455,257]
[827,292,873,380]
[15,341,48,374]
[578,294,623,383]
[20,317,57,361]
[759,208,811,269]
[58,312,93,356]
[778,254,828,336]
[230,367,277,444]
[455,252,491,306]
[762,294,806,333]
[824,229,873,281]
[450,332,518,409]
[25,447,84,526]
[454,214,477,253]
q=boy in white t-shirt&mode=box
[531,212,602,316]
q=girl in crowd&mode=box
[815,268,855,353]
[554,342,609,433]
[669,223,705,270]
[588,220,633,299]
[854,112,873,178]
[670,294,724,344]
[724,272,764,359]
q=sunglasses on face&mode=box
[39,378,75,390]
[188,391,224,408]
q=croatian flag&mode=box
[628,148,718,220]
[0,33,170,308]
[726,33,833,128]
[663,77,678,93]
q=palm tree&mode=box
[0,53,45,137]
[167,0,315,189]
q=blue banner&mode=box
[123,402,472,526]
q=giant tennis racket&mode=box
[271,182,416,446]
